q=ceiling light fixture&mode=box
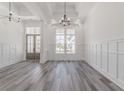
[8,2,21,22]
[0,2,21,22]
[59,2,71,26]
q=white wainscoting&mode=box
[85,39,124,89]
[0,43,23,68]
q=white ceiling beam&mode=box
[22,3,45,21]
[22,2,53,23]
[38,3,52,20]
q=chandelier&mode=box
[59,2,71,26]
[0,2,21,22]
[8,2,21,22]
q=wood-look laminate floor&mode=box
[0,60,122,91]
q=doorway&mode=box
[26,27,40,60]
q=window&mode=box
[56,28,75,54]
[26,27,40,35]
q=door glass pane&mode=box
[27,36,34,53]
[35,36,40,53]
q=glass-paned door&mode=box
[26,35,40,59]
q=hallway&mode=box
[0,61,122,91]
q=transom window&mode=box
[26,27,40,35]
[56,28,75,54]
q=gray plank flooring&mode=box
[0,60,122,91]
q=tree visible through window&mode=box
[56,28,75,54]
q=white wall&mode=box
[84,2,124,89]
[0,4,24,68]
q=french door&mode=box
[26,35,40,59]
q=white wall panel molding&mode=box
[107,42,109,73]
[0,3,24,67]
[85,38,124,89]
[116,41,119,79]
[0,43,23,68]
[108,41,117,78]
[117,40,124,83]
[101,42,108,73]
[100,44,102,71]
